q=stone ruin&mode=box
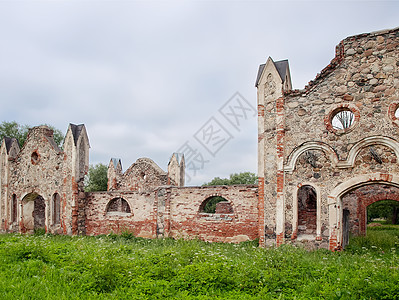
[1,27,399,250]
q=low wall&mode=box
[85,185,259,243]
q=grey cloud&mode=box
[0,1,398,186]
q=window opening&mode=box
[106,198,131,213]
[52,193,61,225]
[199,196,233,214]
[297,185,317,235]
[332,109,354,130]
[11,194,17,223]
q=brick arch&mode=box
[342,184,399,236]
[327,173,399,250]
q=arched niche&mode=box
[106,198,131,216]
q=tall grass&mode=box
[346,224,399,253]
[0,231,398,299]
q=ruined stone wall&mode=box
[0,125,88,235]
[110,158,170,192]
[7,126,65,233]
[257,27,399,249]
[282,28,399,249]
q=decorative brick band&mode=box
[276,232,284,246]
[258,177,265,247]
[258,104,265,117]
[329,228,338,251]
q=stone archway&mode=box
[341,184,399,244]
[328,173,399,250]
[22,193,46,232]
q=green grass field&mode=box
[0,227,398,299]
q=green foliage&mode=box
[0,121,29,148]
[367,200,399,224]
[85,163,108,192]
[33,228,46,236]
[203,172,257,186]
[0,232,398,299]
[0,121,64,148]
[346,224,399,253]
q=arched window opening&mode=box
[106,198,131,214]
[52,193,61,225]
[11,194,17,223]
[297,185,317,235]
[33,195,46,230]
[199,196,233,214]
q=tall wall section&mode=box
[0,124,89,235]
[257,27,399,250]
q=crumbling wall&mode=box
[0,124,89,235]
[257,27,399,249]
[85,191,156,238]
[159,185,259,243]
[7,126,65,233]
[109,158,169,192]
[84,185,259,243]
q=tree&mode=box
[0,121,64,148]
[367,200,399,224]
[0,121,29,148]
[85,163,108,192]
[203,172,257,186]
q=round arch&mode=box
[292,182,322,240]
[327,173,399,250]
[21,192,46,233]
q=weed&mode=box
[0,231,398,299]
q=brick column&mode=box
[258,177,265,246]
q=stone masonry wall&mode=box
[7,126,66,234]
[281,28,399,249]
[110,158,170,193]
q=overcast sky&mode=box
[0,0,398,185]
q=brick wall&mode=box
[85,185,259,243]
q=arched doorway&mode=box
[297,185,317,236]
[328,173,399,251]
[340,183,399,248]
[22,193,46,232]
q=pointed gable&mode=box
[111,158,122,170]
[274,60,289,83]
[255,57,290,87]
[3,137,19,155]
[69,124,85,146]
